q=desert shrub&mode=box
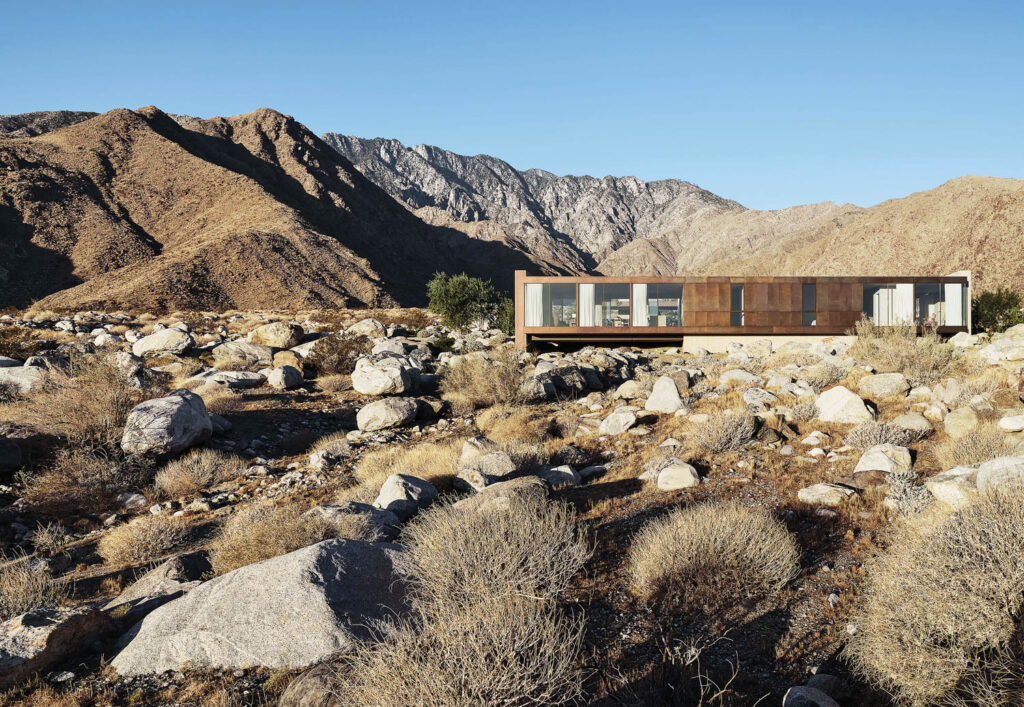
[22,449,153,515]
[844,421,923,450]
[849,317,956,386]
[0,557,67,621]
[154,449,246,499]
[428,334,455,354]
[426,272,501,330]
[440,346,527,415]
[16,354,142,448]
[209,503,371,575]
[627,501,799,611]
[496,296,515,335]
[352,439,462,492]
[973,287,1024,334]
[932,423,1013,469]
[476,405,556,444]
[845,487,1024,705]
[31,523,72,555]
[97,515,188,566]
[801,362,846,391]
[369,309,434,331]
[788,400,818,422]
[336,597,585,706]
[404,495,591,612]
[0,326,45,359]
[304,334,372,376]
[691,410,757,454]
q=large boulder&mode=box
[351,358,413,396]
[944,407,979,439]
[644,376,684,413]
[815,386,874,424]
[453,476,550,515]
[268,365,303,390]
[104,551,211,625]
[247,322,303,349]
[925,466,979,509]
[0,366,49,394]
[656,461,701,490]
[857,373,910,398]
[976,456,1024,493]
[798,483,856,507]
[372,474,438,520]
[0,608,112,687]
[356,397,418,432]
[110,539,413,674]
[212,341,273,369]
[132,329,194,358]
[998,414,1024,433]
[186,369,266,389]
[121,390,212,456]
[891,412,933,436]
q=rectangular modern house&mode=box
[513,271,971,351]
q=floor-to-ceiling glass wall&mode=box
[645,283,683,326]
[523,283,577,326]
[595,283,630,327]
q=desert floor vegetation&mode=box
[689,409,758,455]
[849,317,969,386]
[350,438,462,493]
[845,488,1024,705]
[0,557,67,621]
[154,449,246,499]
[97,515,189,566]
[439,345,526,414]
[931,422,1013,469]
[627,501,800,613]
[22,449,153,516]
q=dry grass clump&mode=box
[0,557,67,621]
[476,404,555,444]
[844,421,924,450]
[209,503,368,575]
[627,501,799,611]
[16,354,142,448]
[0,325,45,359]
[801,362,847,391]
[440,346,527,415]
[305,334,372,376]
[691,410,757,454]
[352,439,461,492]
[97,515,188,566]
[403,495,591,612]
[788,400,818,422]
[32,523,72,555]
[22,449,153,516]
[849,318,956,386]
[845,488,1024,705]
[336,597,585,706]
[932,422,1013,469]
[154,449,246,499]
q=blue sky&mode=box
[2,0,1022,209]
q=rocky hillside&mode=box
[324,134,743,269]
[0,111,97,138]
[0,108,559,311]
[600,176,1024,291]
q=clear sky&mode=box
[2,0,1022,209]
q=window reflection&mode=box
[595,283,630,327]
[646,283,682,326]
[545,283,577,326]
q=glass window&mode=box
[544,283,577,327]
[916,283,943,326]
[730,284,744,326]
[802,283,817,326]
[595,283,630,327]
[645,283,683,326]
[864,283,913,325]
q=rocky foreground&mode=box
[0,309,1022,705]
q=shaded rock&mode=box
[372,474,437,520]
[538,464,581,488]
[187,369,266,389]
[925,466,979,509]
[453,476,550,515]
[104,552,211,625]
[356,398,418,432]
[0,437,21,473]
[308,440,351,472]
[0,608,112,687]
[121,390,211,456]
[783,686,840,707]
[458,435,500,466]
[0,366,48,394]
[891,412,933,436]
[212,341,273,369]
[743,387,778,406]
[110,539,413,674]
[279,662,339,707]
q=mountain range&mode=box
[1,107,1022,311]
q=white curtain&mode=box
[578,284,595,327]
[632,284,648,326]
[944,282,964,326]
[524,284,544,327]
[872,287,892,325]
[894,283,915,323]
